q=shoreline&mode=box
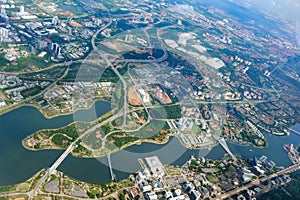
[21,115,296,159]
[23,132,177,158]
[21,108,116,152]
[2,98,296,159]
[23,131,219,159]
[0,97,112,120]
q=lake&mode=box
[0,102,299,185]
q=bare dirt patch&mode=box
[128,87,142,106]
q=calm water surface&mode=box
[0,102,299,185]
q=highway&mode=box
[2,1,299,200]
[12,4,177,200]
[0,56,170,76]
[28,142,75,200]
[48,143,75,174]
[90,5,130,130]
[0,59,99,76]
[28,171,48,200]
[27,4,114,198]
[0,66,70,115]
[218,163,300,199]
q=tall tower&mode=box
[54,43,59,55]
[20,6,24,13]
[1,8,6,15]
[50,42,54,51]
[57,47,61,57]
[52,16,59,26]
[0,28,9,42]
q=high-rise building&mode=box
[1,8,6,15]
[0,27,9,42]
[49,42,54,51]
[19,6,24,13]
[54,43,60,55]
[37,39,48,50]
[57,47,61,57]
[52,16,59,26]
[55,43,58,53]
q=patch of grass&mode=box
[0,185,16,193]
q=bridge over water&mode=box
[48,143,75,175]
[218,138,236,160]
[107,154,116,181]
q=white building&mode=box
[138,88,151,104]
[0,27,9,41]
[19,5,24,13]
[145,156,165,177]
[0,101,6,107]
[52,16,59,26]
[147,192,158,200]
[0,7,6,15]
[142,185,152,193]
